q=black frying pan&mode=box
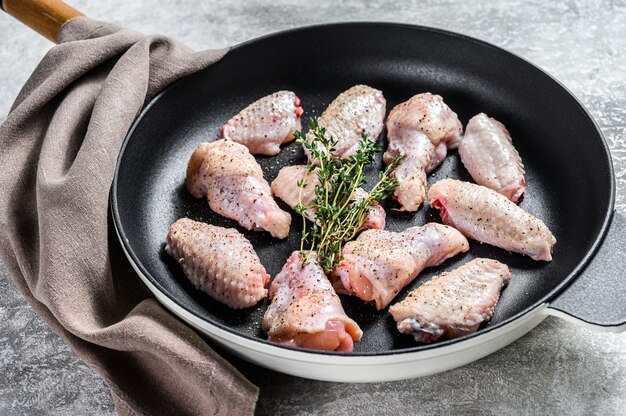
[111,23,626,362]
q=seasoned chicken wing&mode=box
[185,140,291,239]
[459,113,526,202]
[263,251,363,352]
[389,258,511,343]
[428,179,556,261]
[271,165,386,231]
[221,91,303,156]
[330,223,469,310]
[384,93,463,211]
[383,131,433,212]
[166,218,269,308]
[304,85,386,161]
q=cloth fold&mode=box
[0,16,259,415]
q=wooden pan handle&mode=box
[1,0,83,43]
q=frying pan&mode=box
[6,0,626,382]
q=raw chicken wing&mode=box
[428,179,556,261]
[271,165,386,231]
[384,93,463,211]
[389,258,511,343]
[459,113,525,202]
[166,218,269,308]
[304,85,386,161]
[221,91,303,156]
[330,223,469,309]
[185,140,291,238]
[263,251,363,352]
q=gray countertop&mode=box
[1,0,625,414]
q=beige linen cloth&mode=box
[0,16,259,415]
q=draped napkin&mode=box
[0,16,259,415]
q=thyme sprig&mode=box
[293,118,402,273]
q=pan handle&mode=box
[1,0,83,43]
[543,211,626,332]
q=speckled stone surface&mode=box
[1,1,625,415]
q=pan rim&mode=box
[110,21,616,357]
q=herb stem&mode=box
[294,117,402,272]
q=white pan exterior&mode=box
[116,221,626,382]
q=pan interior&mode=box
[113,24,613,354]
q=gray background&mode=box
[1,0,625,414]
